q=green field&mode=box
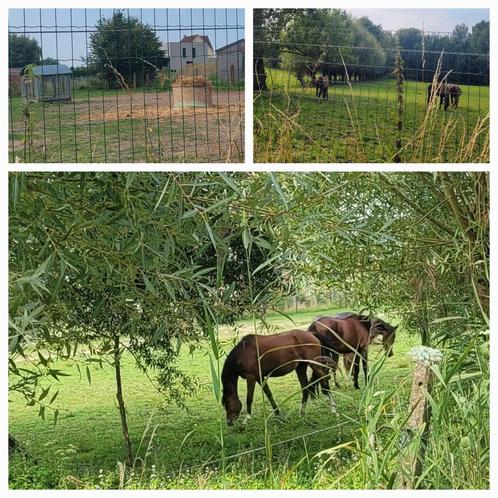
[254,69,489,163]
[10,307,423,489]
[8,87,244,163]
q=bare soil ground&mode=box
[9,90,244,163]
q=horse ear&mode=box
[393,325,399,331]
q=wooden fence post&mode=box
[398,346,443,489]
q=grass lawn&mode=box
[253,69,489,163]
[9,307,421,489]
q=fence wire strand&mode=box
[9,8,245,163]
[253,35,489,163]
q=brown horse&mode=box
[308,313,397,389]
[427,82,462,110]
[221,330,335,425]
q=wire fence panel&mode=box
[9,8,245,163]
[253,34,489,163]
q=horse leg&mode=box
[311,363,337,414]
[330,351,340,388]
[361,348,368,386]
[260,380,279,415]
[353,352,361,389]
[295,363,311,416]
[343,353,354,380]
[244,377,256,424]
[308,370,320,397]
[444,93,450,111]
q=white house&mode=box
[162,34,215,73]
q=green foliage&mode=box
[470,21,490,54]
[40,57,60,65]
[280,9,352,83]
[255,9,489,86]
[8,315,417,490]
[9,33,41,68]
[9,172,489,489]
[9,172,288,407]
[89,10,165,88]
[274,172,489,344]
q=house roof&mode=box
[216,39,245,53]
[22,64,72,76]
[180,34,213,50]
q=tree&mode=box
[280,9,353,85]
[253,9,302,90]
[350,19,386,80]
[40,57,60,66]
[280,172,488,345]
[9,172,289,464]
[451,23,470,53]
[89,10,164,88]
[396,28,423,51]
[9,34,41,68]
[469,21,489,54]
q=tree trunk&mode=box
[253,58,267,91]
[114,334,133,466]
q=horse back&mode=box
[308,317,369,353]
[447,84,462,95]
[241,330,321,377]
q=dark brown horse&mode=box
[308,313,397,389]
[427,82,462,110]
[221,330,335,425]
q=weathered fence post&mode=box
[398,346,443,489]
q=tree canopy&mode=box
[89,10,165,87]
[9,34,41,68]
[254,9,489,87]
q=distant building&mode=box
[20,64,72,102]
[216,39,244,83]
[162,34,216,73]
[9,67,23,96]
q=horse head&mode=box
[369,318,397,357]
[221,391,242,426]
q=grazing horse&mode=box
[427,83,462,110]
[221,330,335,425]
[313,76,324,99]
[319,75,330,101]
[308,313,397,390]
[313,75,330,101]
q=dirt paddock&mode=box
[9,90,244,163]
[74,90,243,124]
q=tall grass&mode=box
[254,64,489,163]
[327,334,489,489]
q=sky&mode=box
[348,9,489,33]
[9,8,245,67]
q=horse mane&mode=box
[221,336,248,385]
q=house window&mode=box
[192,47,196,59]
[182,48,186,58]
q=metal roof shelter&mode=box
[20,64,72,102]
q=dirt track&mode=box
[74,90,243,123]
